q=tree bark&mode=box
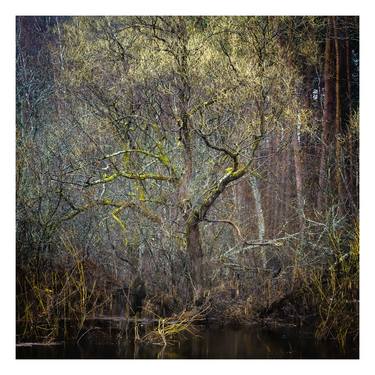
[250,175,267,268]
[292,122,305,247]
[186,221,203,291]
[333,16,344,212]
[267,135,276,237]
[317,17,335,212]
[345,24,356,212]
[235,179,253,238]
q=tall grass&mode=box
[306,221,359,349]
[16,234,110,343]
[142,308,207,347]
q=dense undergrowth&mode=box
[305,222,359,348]
[16,222,359,351]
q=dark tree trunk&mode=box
[333,16,344,213]
[250,175,266,268]
[345,27,354,200]
[292,126,304,232]
[186,221,203,291]
[235,179,253,238]
[317,17,335,212]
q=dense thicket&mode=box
[16,16,359,347]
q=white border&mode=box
[1,1,372,374]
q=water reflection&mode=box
[16,324,358,359]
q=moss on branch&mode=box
[187,166,248,225]
[88,171,177,186]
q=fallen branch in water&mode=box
[141,307,208,347]
[77,327,101,345]
[16,341,64,347]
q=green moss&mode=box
[159,154,170,166]
[112,207,126,232]
[230,167,246,178]
[225,167,233,174]
[102,173,118,182]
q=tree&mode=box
[49,16,299,297]
[16,17,359,349]
[317,16,359,215]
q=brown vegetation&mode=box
[16,16,359,351]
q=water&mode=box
[16,321,358,359]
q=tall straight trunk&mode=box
[266,140,272,237]
[250,176,267,268]
[284,146,292,232]
[318,17,335,212]
[280,137,290,230]
[292,123,304,228]
[333,17,344,211]
[292,121,306,253]
[345,29,353,117]
[267,135,277,237]
[345,27,355,205]
[235,180,253,238]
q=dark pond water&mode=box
[16,320,358,359]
